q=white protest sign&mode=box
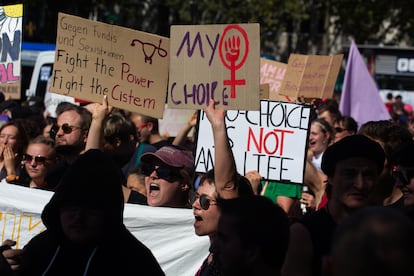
[0,182,209,276]
[195,100,311,183]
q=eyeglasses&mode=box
[189,191,217,210]
[51,123,83,135]
[335,127,346,133]
[23,154,50,166]
[392,166,414,185]
[141,163,182,182]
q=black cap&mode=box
[321,135,385,177]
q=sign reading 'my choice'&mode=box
[168,24,260,111]
[195,100,311,184]
[50,13,170,118]
[0,4,22,99]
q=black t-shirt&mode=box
[127,190,148,205]
[151,140,171,150]
[300,207,337,276]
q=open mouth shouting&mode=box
[193,212,203,229]
[149,183,160,195]
[309,140,317,149]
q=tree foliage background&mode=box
[5,0,414,61]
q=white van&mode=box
[21,42,55,100]
[25,50,55,99]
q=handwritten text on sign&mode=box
[260,58,287,98]
[0,211,45,249]
[0,4,23,99]
[168,24,260,111]
[50,13,169,118]
[280,54,343,99]
[195,100,311,183]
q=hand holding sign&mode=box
[196,100,312,184]
[204,98,238,199]
[91,95,112,121]
[244,170,262,195]
[85,95,113,151]
[204,98,226,131]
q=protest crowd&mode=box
[2,5,414,276]
[0,86,413,276]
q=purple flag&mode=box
[339,40,391,128]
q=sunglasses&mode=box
[23,154,50,166]
[51,123,83,135]
[335,127,345,133]
[141,163,182,182]
[392,166,414,185]
[189,191,217,210]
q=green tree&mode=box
[11,0,414,55]
[166,0,311,59]
[329,0,414,46]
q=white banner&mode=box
[0,182,209,276]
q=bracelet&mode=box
[6,175,19,183]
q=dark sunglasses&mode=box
[335,127,345,133]
[51,123,83,135]
[23,154,50,166]
[141,163,182,182]
[189,191,217,210]
[392,166,414,185]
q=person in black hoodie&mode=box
[0,149,165,276]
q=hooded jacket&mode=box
[19,149,165,275]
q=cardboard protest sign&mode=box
[168,24,260,111]
[195,100,311,184]
[158,105,196,137]
[260,58,293,101]
[260,84,269,99]
[0,4,22,99]
[50,13,169,118]
[280,54,343,99]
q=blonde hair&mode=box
[312,118,334,144]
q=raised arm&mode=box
[204,99,238,199]
[172,111,198,146]
[85,95,112,151]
